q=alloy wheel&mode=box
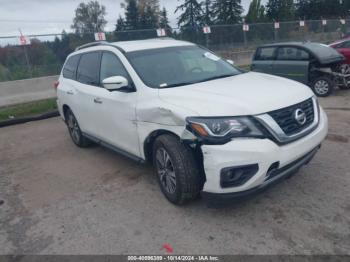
[314,80,330,96]
[155,148,176,194]
[67,113,80,144]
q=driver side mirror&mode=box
[102,76,129,91]
[226,59,235,65]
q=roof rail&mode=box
[75,41,109,51]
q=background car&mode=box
[251,42,349,97]
[329,38,350,65]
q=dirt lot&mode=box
[0,91,349,255]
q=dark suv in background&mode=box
[251,42,349,97]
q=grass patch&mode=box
[0,99,57,121]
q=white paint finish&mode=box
[202,109,328,194]
[111,38,194,52]
[158,72,315,116]
[57,39,328,198]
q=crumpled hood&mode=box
[158,72,314,116]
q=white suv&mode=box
[56,39,328,205]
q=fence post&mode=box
[274,22,279,42]
[23,46,31,77]
[205,33,209,49]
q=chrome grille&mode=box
[268,99,315,136]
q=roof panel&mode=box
[111,38,195,52]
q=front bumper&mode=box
[201,107,328,199]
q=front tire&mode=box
[65,108,92,147]
[311,76,334,97]
[152,134,201,205]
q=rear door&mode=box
[58,54,81,115]
[251,46,277,74]
[73,51,103,137]
[272,46,310,84]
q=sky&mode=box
[0,0,266,37]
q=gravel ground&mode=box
[0,90,349,255]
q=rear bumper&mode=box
[202,145,320,206]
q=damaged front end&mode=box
[312,63,350,89]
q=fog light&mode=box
[220,164,259,188]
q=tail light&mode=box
[53,81,59,89]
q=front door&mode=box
[93,51,140,157]
[273,46,310,84]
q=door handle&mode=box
[67,90,74,95]
[94,98,103,104]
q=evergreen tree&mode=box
[159,7,171,29]
[246,0,266,23]
[125,0,140,29]
[295,0,345,20]
[295,0,310,19]
[202,0,213,25]
[175,0,204,28]
[266,0,295,22]
[212,0,243,25]
[115,15,126,31]
[138,0,160,13]
[139,4,159,29]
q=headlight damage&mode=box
[186,116,266,144]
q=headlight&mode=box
[186,116,265,144]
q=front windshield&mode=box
[126,46,242,88]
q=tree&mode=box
[266,0,295,22]
[246,0,266,23]
[71,1,107,34]
[202,0,214,25]
[175,0,204,28]
[115,15,126,31]
[159,7,171,29]
[125,0,140,30]
[295,0,345,20]
[138,0,160,13]
[139,2,159,29]
[123,0,159,30]
[212,0,243,25]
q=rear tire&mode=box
[152,134,201,205]
[65,108,92,148]
[312,76,334,97]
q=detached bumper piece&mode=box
[202,145,321,207]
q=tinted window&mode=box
[63,55,80,80]
[276,47,310,61]
[100,52,130,83]
[255,47,276,60]
[77,52,101,86]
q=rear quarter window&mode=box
[255,47,276,61]
[63,55,80,80]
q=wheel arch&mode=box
[62,104,71,120]
[143,129,180,163]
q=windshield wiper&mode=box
[159,82,195,88]
[197,74,236,84]
[158,74,236,88]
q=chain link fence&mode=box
[0,19,349,82]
